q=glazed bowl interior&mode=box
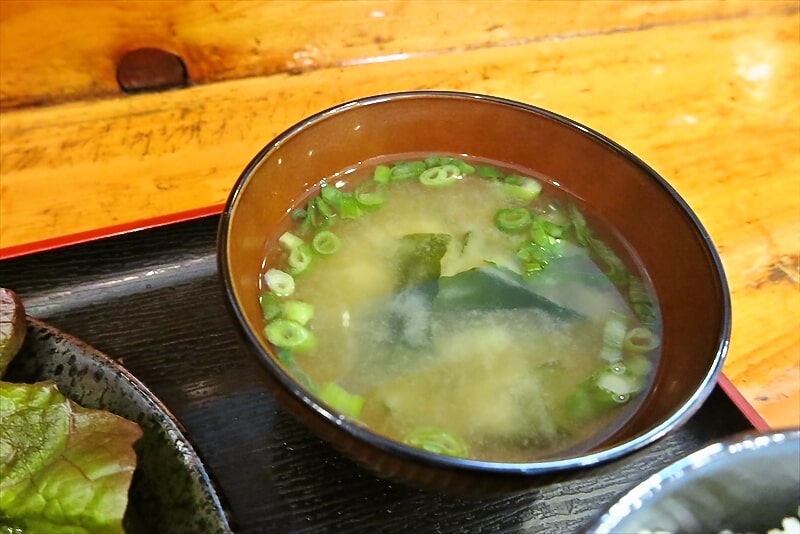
[218,91,729,490]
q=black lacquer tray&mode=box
[0,216,753,533]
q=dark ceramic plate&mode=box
[4,317,233,533]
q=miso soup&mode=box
[258,154,661,462]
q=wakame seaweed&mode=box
[434,266,584,320]
[395,233,452,289]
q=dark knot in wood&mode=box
[116,48,189,93]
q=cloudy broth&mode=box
[259,154,661,462]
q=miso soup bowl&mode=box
[217,91,730,495]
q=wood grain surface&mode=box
[1,0,792,108]
[0,0,798,429]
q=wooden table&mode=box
[1,0,798,430]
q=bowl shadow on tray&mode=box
[264,405,547,532]
[259,393,734,534]
[4,318,234,534]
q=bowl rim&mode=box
[217,90,731,475]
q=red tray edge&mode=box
[0,204,225,261]
[718,373,771,432]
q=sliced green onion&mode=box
[264,319,315,351]
[287,244,314,276]
[276,349,294,367]
[530,221,549,248]
[568,203,591,246]
[296,207,313,235]
[476,165,504,180]
[623,326,660,354]
[419,164,461,187]
[537,203,570,227]
[264,268,295,296]
[537,218,567,239]
[590,238,628,285]
[568,204,629,284]
[258,291,282,321]
[338,194,362,218]
[319,382,364,418]
[629,275,658,327]
[600,310,628,362]
[425,156,475,175]
[563,371,628,422]
[495,207,532,233]
[373,165,391,184]
[276,350,318,394]
[517,242,551,274]
[391,160,426,181]
[320,183,344,208]
[304,198,320,229]
[354,181,388,207]
[625,353,654,377]
[279,231,305,251]
[403,427,468,457]
[424,155,446,168]
[513,217,565,275]
[314,196,337,223]
[595,370,643,396]
[282,300,315,325]
[290,208,307,222]
[502,175,542,200]
[454,159,475,175]
[297,203,316,235]
[531,219,561,248]
[625,354,653,377]
[312,230,342,255]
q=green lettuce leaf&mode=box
[0,287,26,377]
[0,380,142,533]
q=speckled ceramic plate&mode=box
[3,317,233,533]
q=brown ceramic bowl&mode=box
[217,91,729,495]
